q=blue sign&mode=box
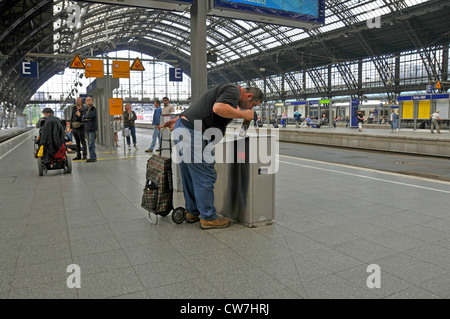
[412,95,431,101]
[169,68,183,82]
[285,101,307,106]
[350,99,359,128]
[20,61,39,78]
[211,0,325,26]
[426,85,433,94]
[309,100,319,106]
[432,94,449,100]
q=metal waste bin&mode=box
[214,133,276,227]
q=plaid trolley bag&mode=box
[141,131,187,225]
[142,154,173,218]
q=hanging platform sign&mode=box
[85,59,104,78]
[109,98,123,116]
[20,61,39,78]
[69,54,85,69]
[130,57,145,71]
[112,60,130,78]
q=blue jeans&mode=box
[149,127,161,150]
[125,126,136,146]
[86,131,96,160]
[173,119,217,221]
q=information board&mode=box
[209,0,325,28]
[436,100,449,119]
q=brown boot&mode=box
[200,217,231,229]
[185,211,200,223]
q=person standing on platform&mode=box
[281,110,287,128]
[84,96,98,162]
[162,84,263,229]
[390,109,398,133]
[161,97,175,115]
[294,110,302,128]
[430,110,442,134]
[357,110,364,132]
[123,103,137,149]
[146,99,162,153]
[113,115,122,147]
[70,97,87,161]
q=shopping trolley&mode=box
[141,127,186,225]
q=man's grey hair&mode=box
[245,87,264,102]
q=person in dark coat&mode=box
[39,108,65,165]
[70,97,87,160]
[83,96,98,162]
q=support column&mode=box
[190,0,208,104]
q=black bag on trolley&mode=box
[141,154,174,216]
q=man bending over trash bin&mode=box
[163,84,263,229]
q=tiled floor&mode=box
[0,128,449,299]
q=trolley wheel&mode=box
[65,156,72,173]
[159,209,171,217]
[172,207,186,224]
[37,158,44,176]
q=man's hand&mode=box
[242,110,255,121]
[162,117,178,130]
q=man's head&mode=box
[154,100,161,108]
[85,96,93,107]
[238,87,263,110]
[42,108,54,116]
[162,97,169,106]
[76,97,83,107]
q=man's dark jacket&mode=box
[84,106,98,132]
[39,115,65,164]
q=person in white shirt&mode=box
[430,110,442,134]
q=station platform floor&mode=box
[1,127,450,299]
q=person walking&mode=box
[70,97,87,160]
[84,96,98,162]
[146,99,162,153]
[357,110,364,132]
[162,84,263,229]
[123,103,137,149]
[430,110,442,134]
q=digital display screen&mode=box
[212,0,325,25]
[220,0,320,19]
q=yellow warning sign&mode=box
[112,60,130,78]
[436,81,441,89]
[109,98,123,116]
[69,54,85,69]
[85,59,103,78]
[130,57,145,71]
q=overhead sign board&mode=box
[130,57,145,71]
[85,59,104,78]
[109,98,123,116]
[20,61,39,78]
[284,101,307,106]
[208,0,325,28]
[77,0,192,11]
[169,68,183,82]
[112,60,130,78]
[69,54,85,69]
